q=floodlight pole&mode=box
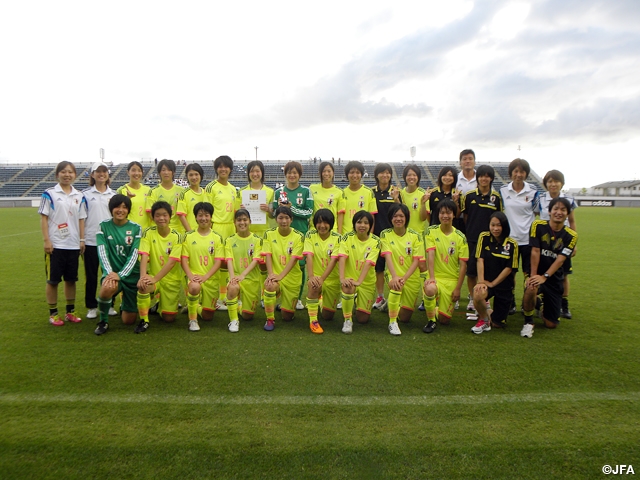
[255,146,258,161]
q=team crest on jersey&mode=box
[296,194,303,206]
[542,233,550,244]
[125,235,133,245]
[412,201,418,210]
[490,195,496,204]
[208,241,215,255]
[405,242,412,255]
[364,246,371,259]
[553,238,563,250]
[358,197,364,208]
[248,243,254,257]
[166,242,172,255]
[328,195,334,206]
[287,241,294,255]
[327,243,334,256]
[448,241,455,256]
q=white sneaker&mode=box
[467,298,475,311]
[471,319,491,334]
[108,307,118,316]
[228,320,239,333]
[189,320,200,332]
[86,308,97,319]
[373,296,386,309]
[216,299,228,311]
[388,322,402,336]
[296,299,305,310]
[520,323,534,338]
[342,319,353,334]
[336,302,342,309]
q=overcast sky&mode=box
[1,0,639,188]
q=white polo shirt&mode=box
[538,192,577,226]
[457,170,477,194]
[39,184,88,250]
[82,186,115,246]
[500,182,540,245]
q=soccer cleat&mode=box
[336,301,342,309]
[296,299,305,310]
[471,319,491,334]
[467,298,475,311]
[380,300,389,312]
[94,321,109,335]
[134,320,149,334]
[520,323,534,338]
[180,305,189,314]
[373,296,385,309]
[275,304,281,311]
[264,319,275,331]
[188,320,200,332]
[260,299,265,308]
[454,300,460,310]
[149,302,158,314]
[561,308,572,319]
[49,314,64,326]
[310,321,323,334]
[388,322,402,336]
[228,320,239,333]
[342,319,353,334]
[422,320,437,334]
[508,306,517,315]
[216,299,228,311]
[65,313,82,323]
[86,308,97,319]
[418,301,425,311]
[108,307,118,316]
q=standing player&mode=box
[225,209,263,332]
[399,164,427,234]
[235,160,275,238]
[338,211,381,333]
[304,209,342,334]
[261,206,305,331]
[521,197,578,338]
[471,212,519,334]
[422,200,469,333]
[380,204,424,336]
[177,163,207,232]
[39,161,87,325]
[146,159,184,233]
[136,201,183,333]
[341,161,377,234]
[309,161,345,233]
[117,161,151,231]
[426,166,460,226]
[181,202,224,332]
[456,149,477,195]
[94,194,142,335]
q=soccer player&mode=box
[181,202,224,332]
[261,206,305,331]
[82,161,116,320]
[422,199,469,333]
[538,170,578,318]
[235,160,275,237]
[39,161,87,326]
[93,194,142,335]
[177,163,207,232]
[426,166,460,226]
[471,212,519,334]
[146,159,184,233]
[521,197,578,338]
[399,164,427,234]
[116,161,151,231]
[136,201,183,333]
[338,211,381,333]
[371,163,401,310]
[304,209,342,334]
[309,161,345,233]
[460,165,503,310]
[341,161,377,234]
[380,204,424,336]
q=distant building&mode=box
[592,180,640,196]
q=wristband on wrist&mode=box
[79,239,85,242]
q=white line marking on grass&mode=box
[0,230,40,239]
[0,392,638,406]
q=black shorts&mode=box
[563,256,573,276]
[375,255,386,273]
[466,242,477,277]
[46,249,80,285]
[486,287,512,325]
[539,280,564,325]
[518,245,531,276]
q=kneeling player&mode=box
[422,200,469,333]
[136,201,183,333]
[181,202,224,332]
[521,197,577,338]
[338,211,381,333]
[225,209,263,332]
[304,209,342,334]
[471,212,519,334]
[94,194,142,335]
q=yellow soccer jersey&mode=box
[117,183,151,230]
[224,232,263,283]
[309,183,345,230]
[380,228,424,277]
[177,187,208,232]
[234,184,275,235]
[400,186,427,233]
[303,229,341,282]
[146,183,185,233]
[181,229,224,276]
[139,226,183,284]
[338,232,380,286]
[260,227,304,278]
[205,180,237,225]
[424,225,469,281]
[342,185,377,233]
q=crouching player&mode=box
[380,204,423,336]
[471,212,519,334]
[304,209,342,334]
[338,211,381,334]
[225,209,263,332]
[261,206,305,331]
[181,202,224,332]
[136,201,183,333]
[94,194,142,335]
[422,200,469,333]
[521,197,577,338]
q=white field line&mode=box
[0,392,638,406]
[0,230,40,239]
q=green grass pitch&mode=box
[1,207,639,479]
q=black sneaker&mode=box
[134,320,149,334]
[94,321,109,335]
[561,308,572,319]
[508,306,517,315]
[423,321,437,334]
